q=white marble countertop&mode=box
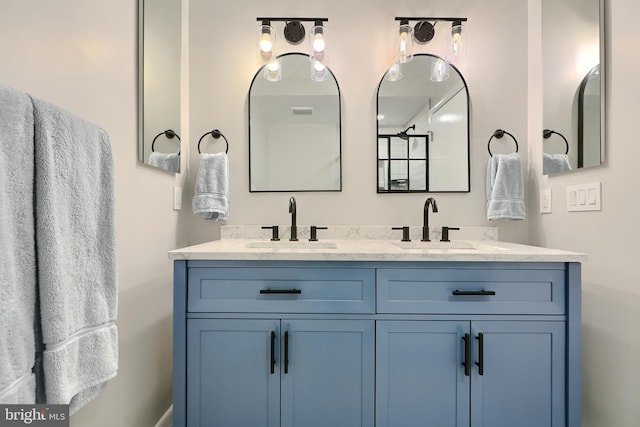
[168,226,586,263]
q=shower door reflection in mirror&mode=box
[249,53,341,192]
[138,0,182,173]
[377,54,470,193]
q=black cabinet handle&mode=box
[270,331,276,374]
[284,331,289,374]
[476,333,484,376]
[259,289,302,295]
[452,290,496,296]
[462,333,471,376]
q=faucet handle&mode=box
[261,225,280,241]
[440,226,460,242]
[309,226,328,242]
[392,226,411,242]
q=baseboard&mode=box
[154,405,173,427]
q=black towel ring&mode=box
[151,129,181,154]
[487,129,519,157]
[197,129,229,154]
[543,129,569,154]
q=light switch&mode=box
[173,186,183,210]
[540,189,552,213]
[578,189,587,205]
[567,182,601,212]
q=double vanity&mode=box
[170,226,584,427]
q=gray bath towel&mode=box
[543,153,572,174]
[486,153,526,220]
[149,152,180,173]
[30,95,118,414]
[0,85,37,404]
[192,152,229,221]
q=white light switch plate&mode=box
[540,189,552,213]
[173,186,183,210]
[567,182,601,212]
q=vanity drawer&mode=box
[188,267,375,314]
[377,267,565,315]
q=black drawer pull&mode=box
[452,290,496,296]
[259,289,302,295]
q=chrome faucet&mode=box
[422,197,438,241]
[288,197,298,241]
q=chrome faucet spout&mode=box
[422,197,438,242]
[289,197,298,241]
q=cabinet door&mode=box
[376,321,471,427]
[280,319,375,427]
[471,321,565,427]
[187,319,280,427]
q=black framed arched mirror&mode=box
[376,54,470,193]
[249,53,342,192]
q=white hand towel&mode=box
[543,153,572,174]
[192,153,229,221]
[30,95,118,414]
[486,153,526,221]
[0,85,37,404]
[148,152,180,173]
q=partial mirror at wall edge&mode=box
[137,0,182,173]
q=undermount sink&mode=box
[392,241,482,250]
[245,240,338,249]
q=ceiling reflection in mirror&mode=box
[138,0,182,173]
[542,0,604,175]
[249,53,341,192]
[377,54,469,193]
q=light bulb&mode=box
[312,34,325,53]
[263,58,281,82]
[257,23,275,62]
[452,32,462,57]
[259,33,273,53]
[431,58,450,82]
[310,59,328,81]
[385,62,403,82]
[396,21,413,63]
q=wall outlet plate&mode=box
[540,189,552,213]
[173,186,183,210]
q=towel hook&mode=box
[543,129,569,154]
[197,129,229,154]
[151,129,181,154]
[487,129,519,157]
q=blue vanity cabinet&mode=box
[174,261,376,427]
[375,264,576,427]
[186,319,281,427]
[174,260,581,427]
[376,321,471,427]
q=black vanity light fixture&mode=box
[388,17,468,82]
[256,17,329,81]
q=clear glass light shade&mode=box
[431,58,450,82]
[310,59,329,81]
[447,23,467,63]
[385,62,403,82]
[257,24,276,62]
[263,58,282,81]
[395,24,414,63]
[309,25,327,63]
